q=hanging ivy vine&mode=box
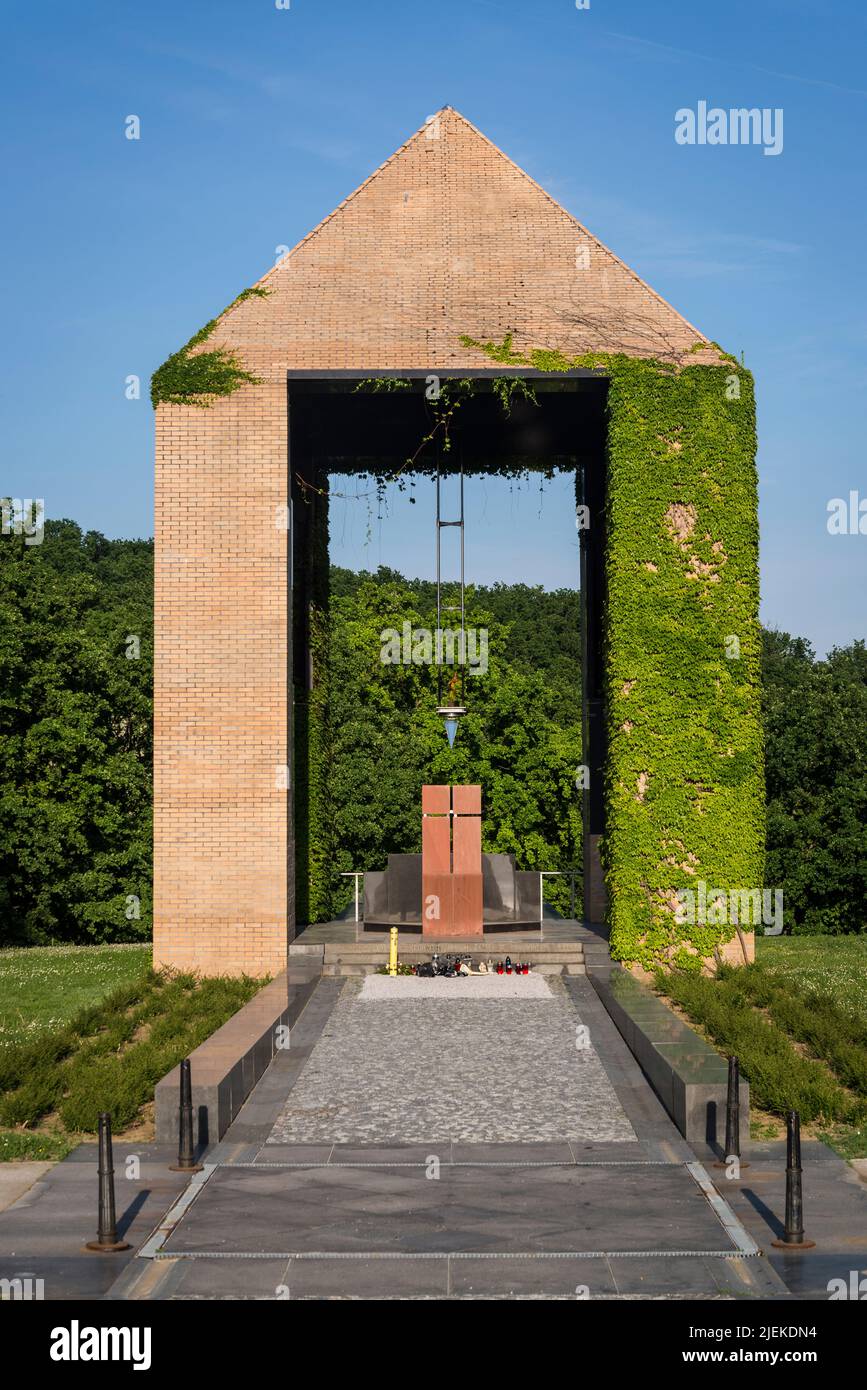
[295,374,543,507]
[150,287,271,408]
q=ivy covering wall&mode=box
[464,337,765,969]
[603,358,764,969]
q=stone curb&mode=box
[154,966,319,1146]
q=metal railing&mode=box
[339,867,579,924]
[339,871,364,923]
[538,868,579,922]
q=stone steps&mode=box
[291,939,585,977]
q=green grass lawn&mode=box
[0,945,264,1162]
[659,937,867,1159]
[756,936,867,1023]
[0,943,152,1053]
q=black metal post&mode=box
[712,1055,750,1170]
[725,1056,740,1158]
[771,1110,815,1250]
[170,1058,203,1173]
[84,1113,130,1252]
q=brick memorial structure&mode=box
[152,107,760,976]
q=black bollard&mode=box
[169,1058,203,1173]
[84,1113,131,1253]
[713,1056,748,1169]
[771,1110,815,1250]
[725,1056,740,1158]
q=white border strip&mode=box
[137,1164,217,1260]
[150,1248,753,1261]
[228,1160,674,1169]
[685,1161,760,1256]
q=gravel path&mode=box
[267,976,636,1145]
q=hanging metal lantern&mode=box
[437,703,466,747]
[435,450,467,744]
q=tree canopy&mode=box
[0,527,863,942]
[762,629,867,934]
[0,521,152,944]
[319,571,583,919]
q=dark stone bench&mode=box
[595,968,749,1146]
[154,963,320,1147]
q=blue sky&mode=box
[3,0,865,654]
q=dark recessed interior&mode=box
[289,377,607,474]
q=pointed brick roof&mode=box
[205,107,716,377]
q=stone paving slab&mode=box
[156,1257,292,1300]
[160,1162,737,1257]
[604,1253,784,1300]
[0,1161,54,1213]
[267,977,636,1145]
[246,1139,668,1166]
[691,1138,867,1300]
[450,1254,741,1300]
[116,1240,785,1301]
[157,1261,781,1299]
[0,1145,190,1301]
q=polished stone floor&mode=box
[161,1160,737,1257]
[266,977,636,1145]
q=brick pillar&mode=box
[153,381,291,977]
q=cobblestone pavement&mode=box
[267,977,636,1145]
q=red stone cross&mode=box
[421,785,483,937]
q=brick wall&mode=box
[153,381,291,976]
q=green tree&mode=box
[317,574,582,918]
[763,629,867,933]
[5,520,864,944]
[0,521,152,944]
